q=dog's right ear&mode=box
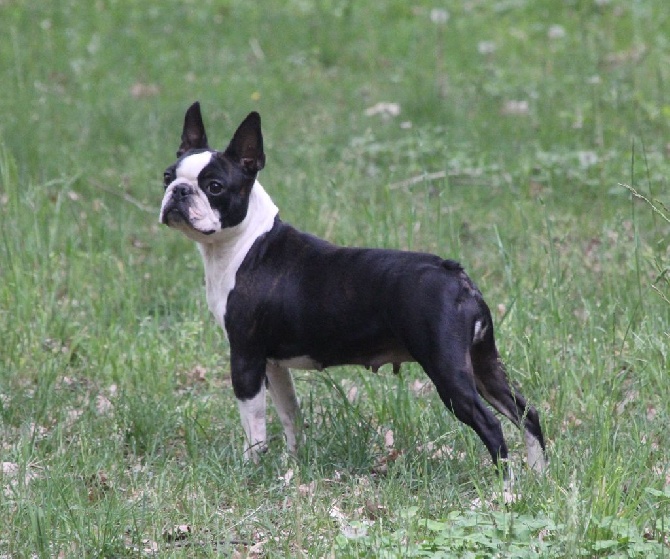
[224,111,265,175]
[177,101,209,157]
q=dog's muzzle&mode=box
[161,205,185,226]
[160,182,193,226]
[159,185,218,237]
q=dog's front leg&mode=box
[232,357,268,462]
[237,387,267,462]
[266,362,300,453]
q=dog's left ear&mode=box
[177,101,209,157]
[224,112,266,175]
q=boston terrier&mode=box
[159,102,547,476]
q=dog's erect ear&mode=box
[224,112,265,175]
[177,101,209,157]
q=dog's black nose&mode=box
[174,183,191,199]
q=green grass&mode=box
[1,0,669,556]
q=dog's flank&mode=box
[159,101,547,476]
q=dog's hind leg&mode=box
[266,362,301,453]
[413,337,511,472]
[470,326,547,473]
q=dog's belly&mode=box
[273,355,323,370]
[270,348,414,373]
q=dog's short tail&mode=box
[442,259,492,347]
[472,314,490,345]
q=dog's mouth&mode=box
[161,204,215,235]
[161,206,186,225]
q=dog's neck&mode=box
[197,180,278,329]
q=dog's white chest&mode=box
[201,253,236,331]
[198,182,278,331]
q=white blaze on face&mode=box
[177,151,213,182]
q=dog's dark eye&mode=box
[163,172,172,188]
[207,181,224,196]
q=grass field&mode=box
[1,0,669,556]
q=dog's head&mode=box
[159,102,266,242]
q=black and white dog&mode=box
[159,102,546,475]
